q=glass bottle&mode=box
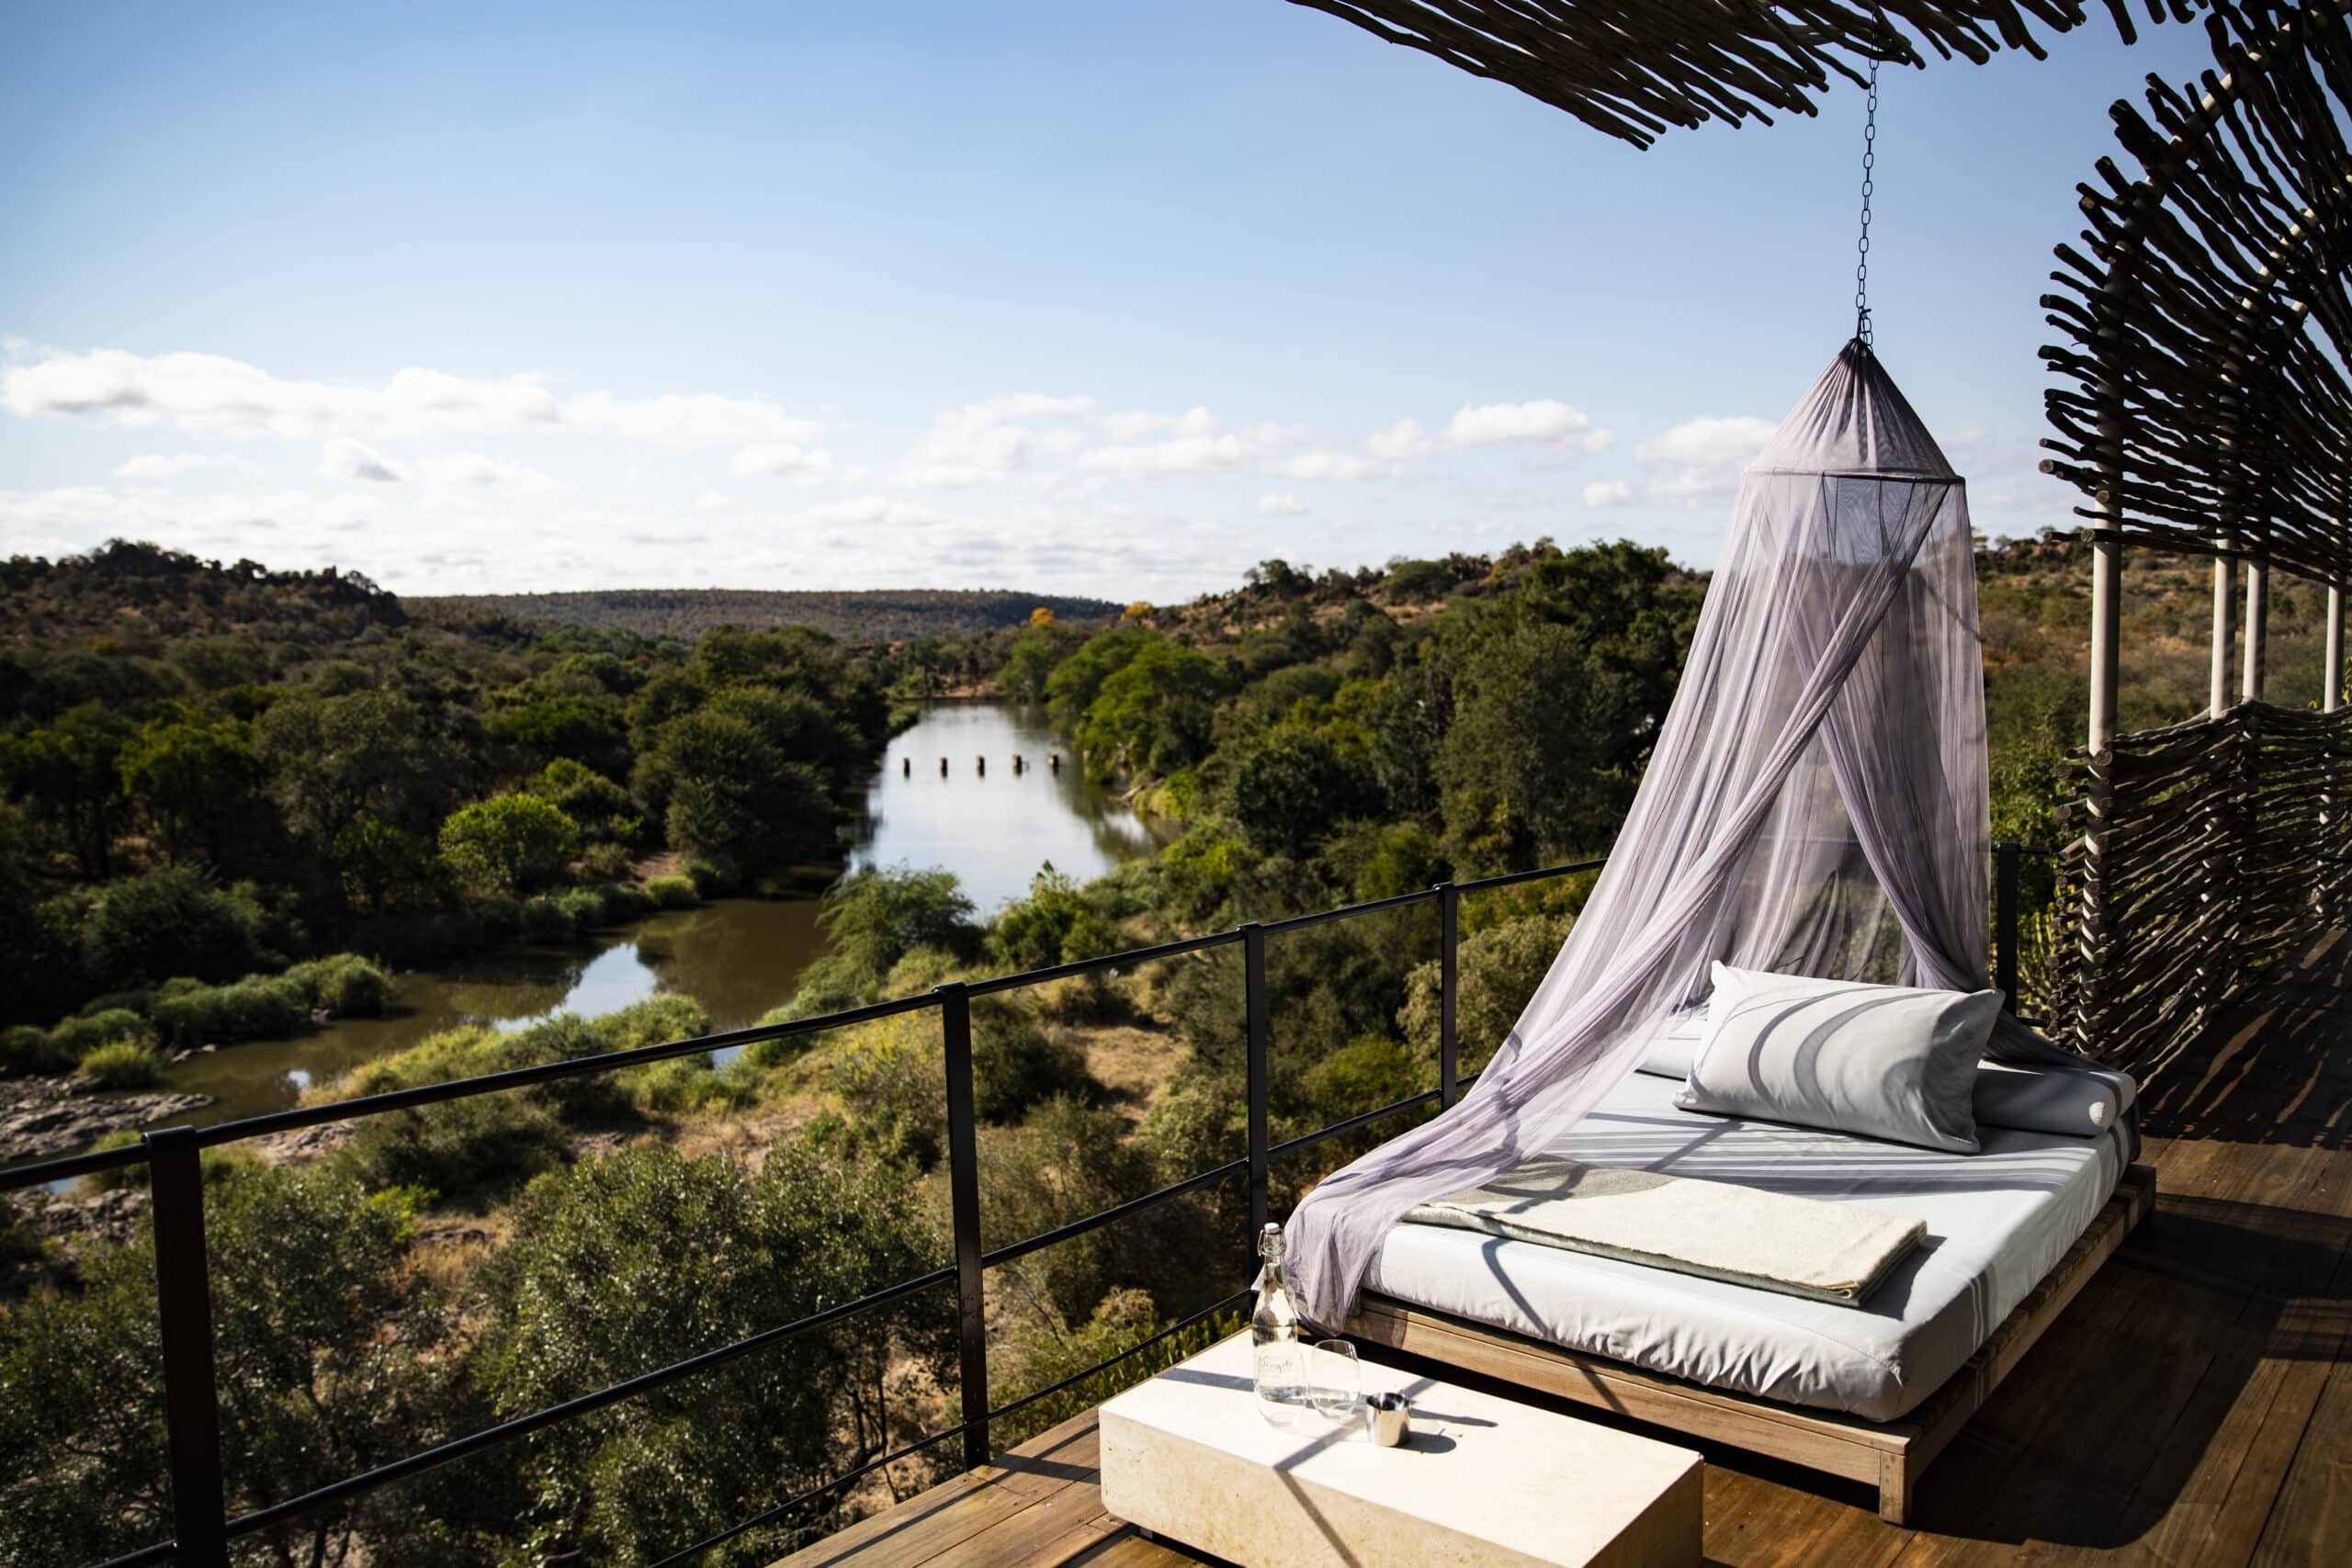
[1251,1223,1305,1422]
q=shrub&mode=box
[334,1094,571,1201]
[593,995,711,1053]
[281,953,394,1017]
[557,886,615,931]
[2,1024,66,1075]
[683,856,739,897]
[76,1041,164,1089]
[971,1000,1092,1122]
[80,867,268,991]
[151,976,309,1047]
[437,795,581,897]
[624,1055,746,1116]
[989,866,1118,975]
[576,840,636,882]
[77,1129,149,1192]
[1398,910,1574,1076]
[599,881,657,924]
[645,875,699,910]
[50,1009,157,1059]
[519,895,576,944]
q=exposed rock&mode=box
[17,1184,149,1249]
[251,1120,356,1167]
[0,1077,212,1163]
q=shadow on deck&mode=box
[775,940,2352,1568]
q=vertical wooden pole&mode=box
[2210,552,2236,717]
[2242,559,2269,704]
[2327,581,2345,713]
[2089,535,2122,754]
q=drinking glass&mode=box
[1307,1338,1361,1422]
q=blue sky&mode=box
[0,2,2218,599]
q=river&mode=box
[151,702,1162,1129]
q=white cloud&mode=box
[413,452,564,496]
[1099,406,1217,443]
[1365,417,1435,460]
[895,392,1092,488]
[729,442,836,482]
[1258,493,1307,516]
[2,347,821,450]
[694,491,735,513]
[1267,451,1383,482]
[1447,399,1613,452]
[1633,414,1776,504]
[114,451,262,479]
[796,494,951,529]
[1633,415,1776,468]
[1581,479,1634,508]
[1077,415,1297,479]
[319,437,407,484]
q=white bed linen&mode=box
[1363,1069,2124,1423]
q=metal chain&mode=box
[1855,55,1879,350]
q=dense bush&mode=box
[469,1142,949,1565]
[438,794,580,897]
[645,874,699,909]
[151,976,309,1047]
[49,1008,157,1059]
[334,1093,572,1202]
[79,867,272,992]
[74,1040,163,1089]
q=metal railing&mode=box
[3,843,2050,1567]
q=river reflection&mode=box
[851,702,1170,910]
[132,702,1162,1133]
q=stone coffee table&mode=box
[1099,1333,1701,1567]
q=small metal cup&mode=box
[1364,1390,1410,1447]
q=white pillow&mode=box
[1677,963,1999,1153]
[1635,1008,1710,1078]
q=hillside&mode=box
[412,587,1121,643]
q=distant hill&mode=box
[410,588,1121,643]
[0,539,406,651]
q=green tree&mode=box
[0,703,135,878]
[438,794,581,897]
[0,1164,483,1568]
[253,688,470,845]
[633,712,832,873]
[117,715,270,868]
[1078,641,1227,778]
[989,865,1120,973]
[334,815,447,911]
[820,863,978,976]
[1218,724,1378,859]
[473,1142,951,1565]
[81,865,270,989]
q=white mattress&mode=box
[1364,1069,2125,1423]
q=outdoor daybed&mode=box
[1346,1043,2151,1524]
[1283,342,2152,1527]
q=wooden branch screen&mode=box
[1284,1,2194,147]
[2056,702,2352,1077]
[2041,0,2352,590]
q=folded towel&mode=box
[1404,1156,1926,1306]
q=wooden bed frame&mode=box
[1346,1162,2156,1526]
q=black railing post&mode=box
[146,1125,229,1568]
[1242,922,1270,1245]
[936,985,989,1471]
[1994,841,2021,1013]
[1437,883,1460,1109]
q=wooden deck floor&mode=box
[775,939,2352,1568]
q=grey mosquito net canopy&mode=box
[1283,340,2086,1330]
